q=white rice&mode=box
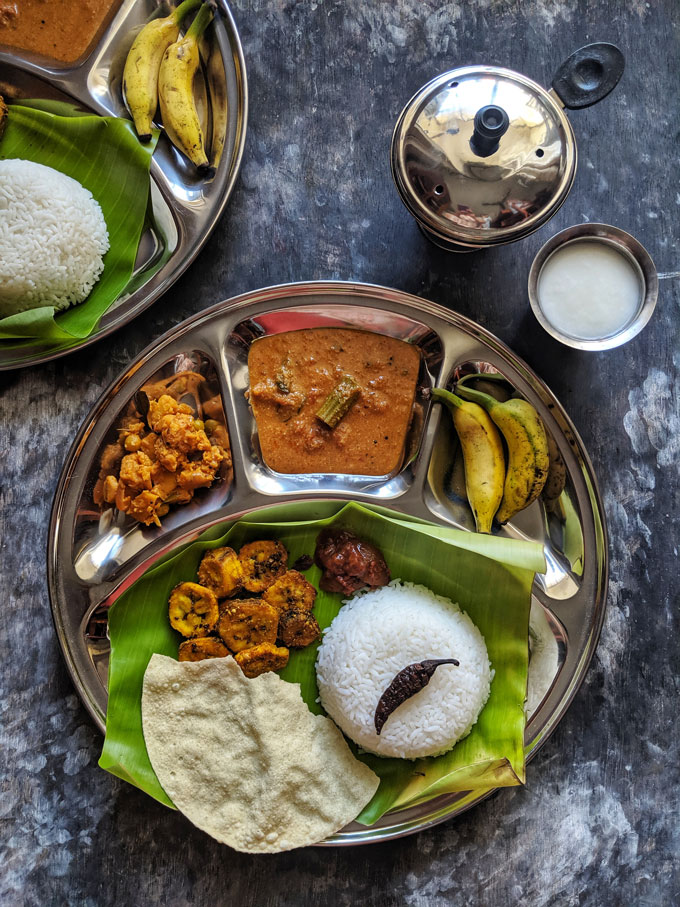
[0,159,109,317]
[316,581,492,759]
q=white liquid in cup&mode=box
[537,240,643,341]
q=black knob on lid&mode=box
[470,105,510,158]
[551,43,625,109]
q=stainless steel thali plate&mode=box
[0,0,247,370]
[48,281,608,844]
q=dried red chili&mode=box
[374,658,460,735]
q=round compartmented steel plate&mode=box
[48,281,608,844]
[0,0,247,370]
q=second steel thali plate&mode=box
[0,0,247,370]
[48,281,608,844]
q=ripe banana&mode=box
[433,388,505,534]
[204,37,228,169]
[159,1,215,174]
[456,383,550,524]
[122,0,202,142]
[542,433,567,507]
[447,434,468,502]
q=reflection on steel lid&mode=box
[391,66,577,246]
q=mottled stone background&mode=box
[1,1,679,904]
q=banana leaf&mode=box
[100,501,545,826]
[0,103,159,344]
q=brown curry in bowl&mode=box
[247,328,420,476]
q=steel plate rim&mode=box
[0,0,248,371]
[47,279,609,845]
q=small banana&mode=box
[206,38,228,169]
[122,0,202,142]
[159,1,216,174]
[446,434,468,502]
[542,433,567,505]
[433,388,505,534]
[456,383,550,524]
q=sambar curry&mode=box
[248,328,420,476]
[0,0,120,64]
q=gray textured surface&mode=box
[1,1,679,904]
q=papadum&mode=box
[141,654,379,852]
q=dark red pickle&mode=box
[313,528,390,595]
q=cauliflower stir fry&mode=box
[93,372,232,527]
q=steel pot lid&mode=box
[391,66,576,247]
[391,45,624,249]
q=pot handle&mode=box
[551,43,625,109]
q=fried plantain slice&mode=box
[239,540,288,592]
[197,546,244,598]
[262,569,317,614]
[217,599,278,653]
[178,636,230,662]
[168,582,219,637]
[278,609,321,648]
[234,642,289,678]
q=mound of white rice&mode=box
[316,581,492,759]
[0,159,109,317]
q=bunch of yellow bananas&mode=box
[122,0,217,175]
[433,376,551,533]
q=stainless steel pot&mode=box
[390,44,625,252]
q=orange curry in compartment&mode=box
[247,328,421,476]
[0,0,120,64]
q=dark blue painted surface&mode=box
[1,2,678,903]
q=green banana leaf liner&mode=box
[100,501,546,826]
[0,102,162,346]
